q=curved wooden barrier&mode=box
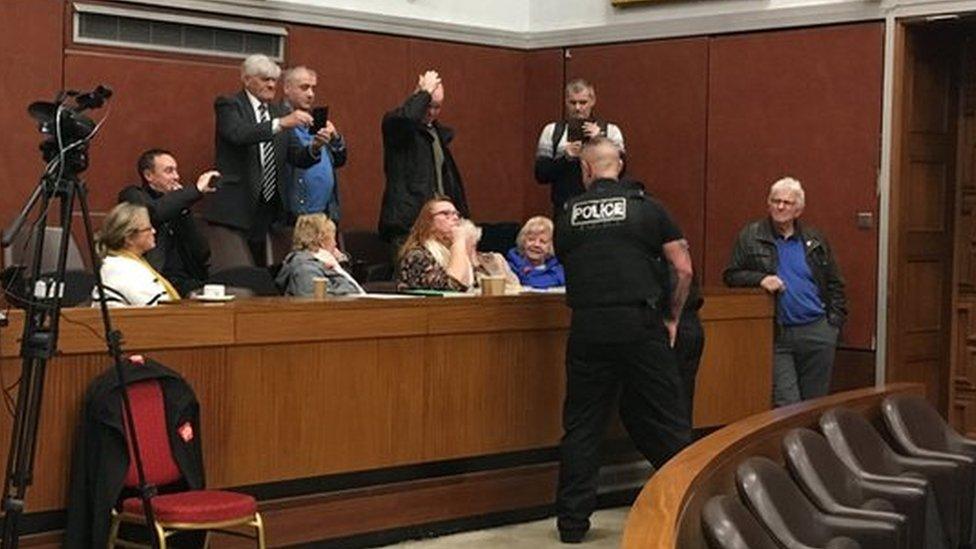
[621,382,925,548]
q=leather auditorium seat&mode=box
[821,407,962,548]
[783,428,922,548]
[701,494,780,549]
[882,394,976,545]
[736,456,901,548]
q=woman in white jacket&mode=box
[92,203,180,307]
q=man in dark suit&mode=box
[205,54,329,266]
[118,149,219,296]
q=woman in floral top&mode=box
[396,198,474,291]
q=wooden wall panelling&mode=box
[0,0,65,228]
[706,23,884,349]
[953,30,976,432]
[522,49,567,218]
[422,331,564,460]
[217,338,427,487]
[831,349,877,393]
[285,26,412,231]
[406,39,527,224]
[566,38,709,276]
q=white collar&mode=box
[244,90,264,112]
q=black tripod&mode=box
[0,89,159,548]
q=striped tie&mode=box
[258,103,277,203]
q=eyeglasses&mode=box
[432,210,460,218]
[769,198,797,207]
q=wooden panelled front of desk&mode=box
[0,289,771,546]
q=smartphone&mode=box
[566,119,585,142]
[309,106,329,134]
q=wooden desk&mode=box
[0,289,771,545]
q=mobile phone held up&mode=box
[309,106,329,135]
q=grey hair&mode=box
[565,78,595,97]
[283,65,316,86]
[240,54,281,79]
[458,218,483,244]
[516,216,554,255]
[769,177,805,209]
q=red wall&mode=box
[0,0,64,221]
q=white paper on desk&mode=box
[353,293,422,299]
[520,287,566,294]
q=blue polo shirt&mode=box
[775,234,825,326]
[291,126,339,215]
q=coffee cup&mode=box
[202,284,225,298]
[481,276,506,296]
[312,276,328,299]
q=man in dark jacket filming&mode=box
[723,176,847,407]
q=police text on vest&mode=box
[571,198,628,227]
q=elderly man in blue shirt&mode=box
[281,66,348,222]
[723,177,847,407]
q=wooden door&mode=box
[950,29,976,434]
[888,24,960,411]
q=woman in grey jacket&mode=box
[276,213,364,296]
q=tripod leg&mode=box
[0,187,66,549]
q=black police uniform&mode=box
[553,177,692,541]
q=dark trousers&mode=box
[674,311,705,423]
[247,196,283,267]
[773,317,839,406]
[556,326,692,534]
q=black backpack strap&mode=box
[551,121,566,157]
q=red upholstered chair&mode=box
[106,380,266,549]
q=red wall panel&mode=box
[706,23,884,348]
[564,38,710,274]
[523,49,565,218]
[62,51,240,211]
[0,0,65,225]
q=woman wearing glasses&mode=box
[396,197,474,291]
[92,202,180,307]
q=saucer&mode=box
[192,294,236,302]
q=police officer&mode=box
[553,137,693,544]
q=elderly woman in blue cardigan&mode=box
[506,216,565,289]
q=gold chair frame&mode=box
[106,508,266,548]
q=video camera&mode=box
[28,85,112,174]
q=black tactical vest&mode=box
[556,179,668,311]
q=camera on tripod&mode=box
[28,85,112,174]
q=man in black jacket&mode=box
[205,54,328,266]
[379,70,469,250]
[119,149,219,296]
[723,177,847,406]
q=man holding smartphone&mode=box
[118,149,220,296]
[281,65,348,223]
[534,79,626,214]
